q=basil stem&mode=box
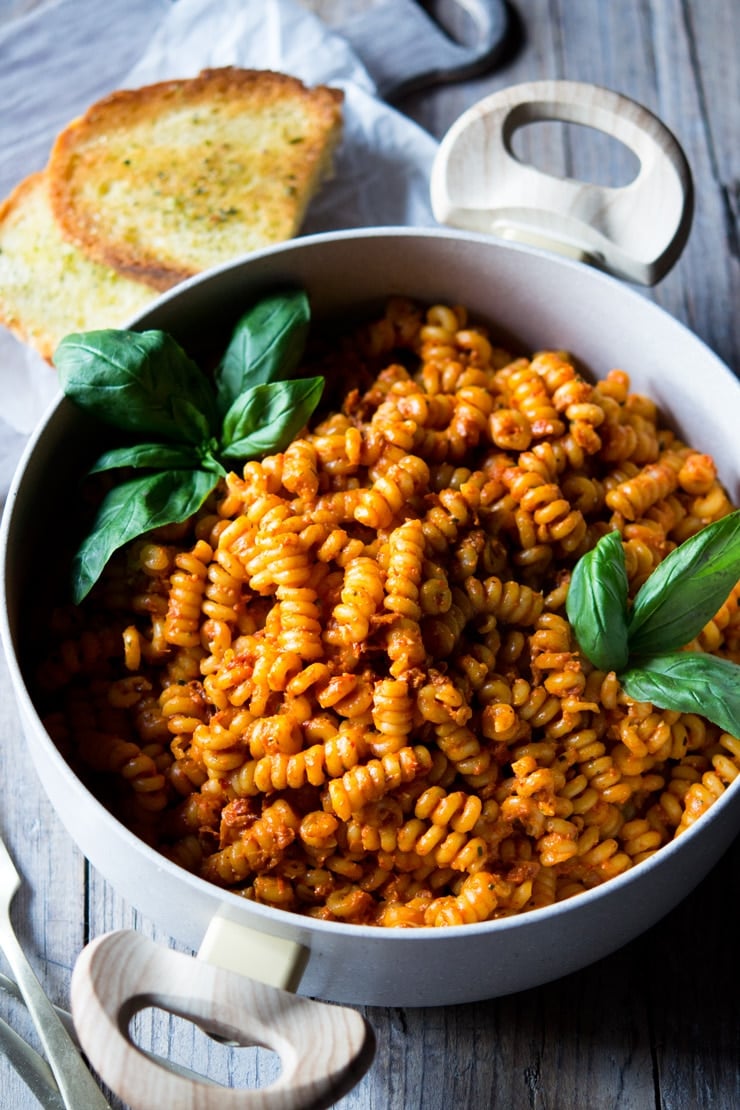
[72,469,218,604]
[628,510,740,656]
[565,529,630,672]
[215,287,311,415]
[621,651,740,737]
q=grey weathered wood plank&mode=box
[338,942,655,1110]
[646,836,740,1110]
[644,0,740,375]
[0,664,87,1109]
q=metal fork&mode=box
[0,967,219,1094]
[0,833,112,1109]
[0,1009,66,1110]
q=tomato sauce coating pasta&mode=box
[34,298,740,927]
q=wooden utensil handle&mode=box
[70,930,375,1110]
[430,79,693,284]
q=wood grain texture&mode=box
[0,1,738,1108]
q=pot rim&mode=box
[129,224,734,378]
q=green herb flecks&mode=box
[54,287,322,603]
[567,511,740,735]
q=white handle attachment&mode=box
[430,80,693,284]
[70,930,375,1110]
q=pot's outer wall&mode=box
[3,229,740,1007]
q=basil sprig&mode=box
[54,288,323,603]
[221,378,325,461]
[566,511,740,734]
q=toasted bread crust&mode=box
[0,172,155,360]
[47,67,344,289]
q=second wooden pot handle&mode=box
[430,79,693,284]
[70,930,375,1110]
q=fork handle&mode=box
[0,908,111,1109]
[0,1011,66,1110]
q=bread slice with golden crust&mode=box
[47,67,344,291]
[0,171,156,362]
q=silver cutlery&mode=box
[0,967,218,1097]
[0,1009,66,1110]
[0,832,112,1109]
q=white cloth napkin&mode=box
[0,0,439,501]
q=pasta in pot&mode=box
[34,297,740,927]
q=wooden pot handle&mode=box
[70,930,375,1110]
[430,79,693,284]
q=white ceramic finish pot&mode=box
[3,225,740,1019]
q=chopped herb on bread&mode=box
[47,67,344,290]
[0,172,156,361]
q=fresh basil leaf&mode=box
[89,442,202,474]
[71,468,217,603]
[221,377,324,461]
[621,651,740,737]
[55,329,219,444]
[566,529,630,672]
[628,511,740,656]
[215,288,311,415]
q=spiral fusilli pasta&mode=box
[32,295,740,928]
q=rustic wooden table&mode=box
[1,1,739,1108]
